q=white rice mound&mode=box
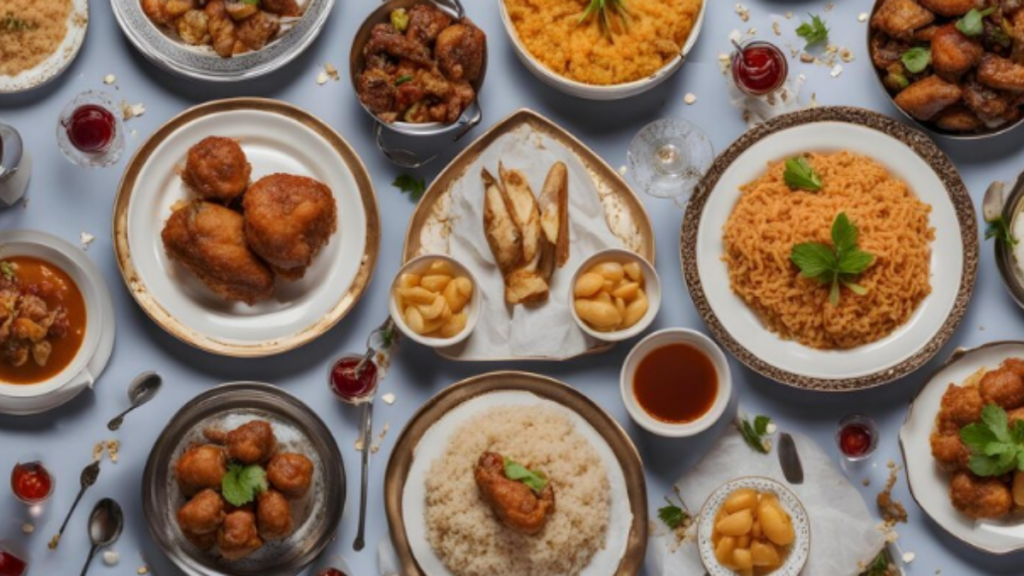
[424,405,611,576]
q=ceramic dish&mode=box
[682,106,977,392]
[569,248,661,342]
[110,0,335,82]
[403,108,655,361]
[498,0,705,100]
[0,230,115,415]
[388,253,482,348]
[0,0,88,93]
[990,177,1024,310]
[385,371,648,575]
[697,477,810,576]
[143,382,345,575]
[113,98,380,357]
[900,341,1024,555]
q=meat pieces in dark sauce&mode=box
[870,0,1024,132]
[358,3,485,124]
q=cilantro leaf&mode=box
[985,215,1018,248]
[738,415,773,454]
[957,7,996,37]
[961,404,1024,477]
[795,14,829,46]
[504,457,548,493]
[960,421,998,452]
[789,213,874,305]
[657,499,688,530]
[221,463,268,506]
[393,174,426,201]
[754,415,771,436]
[0,261,14,281]
[783,157,822,192]
[901,47,931,74]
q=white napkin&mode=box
[650,431,885,576]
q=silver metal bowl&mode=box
[866,0,1024,140]
[142,382,345,576]
[349,0,487,167]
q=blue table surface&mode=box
[2,1,1023,574]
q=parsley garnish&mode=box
[738,414,773,454]
[221,463,268,506]
[795,14,829,46]
[657,489,691,530]
[395,74,414,86]
[393,174,426,201]
[0,261,14,282]
[503,457,548,493]
[901,47,931,74]
[957,7,996,37]
[790,213,875,306]
[960,404,1024,477]
[783,157,822,192]
[985,215,1018,248]
[860,550,894,576]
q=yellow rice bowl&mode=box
[504,0,703,85]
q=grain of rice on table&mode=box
[504,0,703,85]
[722,152,934,350]
[0,0,71,77]
[424,405,611,576]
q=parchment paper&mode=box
[419,124,637,360]
[650,432,885,576]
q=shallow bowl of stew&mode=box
[0,231,105,402]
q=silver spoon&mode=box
[353,400,374,552]
[49,461,100,549]
[79,498,123,576]
[107,372,162,431]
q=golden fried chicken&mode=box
[978,54,1024,92]
[266,453,314,498]
[935,106,984,131]
[175,444,227,496]
[261,0,302,17]
[183,136,251,203]
[435,21,486,83]
[357,67,396,116]
[406,3,452,44]
[141,0,172,25]
[473,452,554,536]
[235,10,280,53]
[205,0,237,59]
[183,528,218,550]
[930,431,971,471]
[256,489,293,540]
[205,420,277,464]
[894,75,963,120]
[161,201,275,305]
[980,364,1024,410]
[364,22,434,67]
[242,174,337,280]
[950,471,1013,519]
[224,0,259,20]
[918,0,983,17]
[218,509,263,560]
[930,24,983,78]
[177,488,226,535]
[936,383,984,433]
[963,78,1021,125]
[872,0,936,40]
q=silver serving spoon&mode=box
[353,400,374,552]
[107,372,162,431]
[49,461,100,549]
[79,498,123,576]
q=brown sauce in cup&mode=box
[633,342,717,423]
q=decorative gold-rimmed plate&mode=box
[403,108,655,361]
[900,342,1024,555]
[113,98,380,357]
[0,0,88,93]
[384,371,648,575]
[681,106,977,391]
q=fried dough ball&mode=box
[435,21,486,83]
[949,471,1013,519]
[936,383,984,433]
[871,0,936,41]
[918,0,984,17]
[236,10,280,53]
[979,366,1024,410]
[205,420,277,464]
[242,174,337,280]
[256,489,293,540]
[930,432,971,471]
[175,444,227,496]
[177,488,226,535]
[266,453,314,498]
[205,0,238,59]
[183,528,218,550]
[183,136,251,203]
[218,509,263,560]
[161,200,275,305]
[930,24,983,78]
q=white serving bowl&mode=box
[389,254,481,348]
[620,328,730,437]
[498,0,706,100]
[569,249,661,342]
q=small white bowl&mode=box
[569,249,661,342]
[389,254,481,349]
[697,477,811,576]
[620,328,731,437]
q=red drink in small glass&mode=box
[56,91,125,168]
[732,41,788,96]
[836,415,878,461]
[10,461,54,505]
[329,355,379,403]
[0,543,28,576]
[64,105,116,154]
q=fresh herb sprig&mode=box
[795,14,829,46]
[221,463,268,506]
[783,157,822,192]
[0,261,14,282]
[985,215,1018,248]
[578,0,631,42]
[2,12,37,31]
[901,47,931,74]
[393,174,426,201]
[504,457,549,493]
[790,213,875,306]
[860,550,896,576]
[657,488,691,530]
[960,404,1024,477]
[957,7,996,37]
[738,414,774,454]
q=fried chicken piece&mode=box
[980,365,1024,409]
[871,33,913,69]
[358,68,396,116]
[936,383,984,433]
[266,453,314,498]
[930,431,971,471]
[481,169,522,275]
[224,0,258,20]
[256,489,293,540]
[183,529,218,550]
[183,136,251,203]
[918,0,983,16]
[205,0,238,58]
[178,9,212,46]
[242,174,337,280]
[931,24,984,78]
[978,54,1024,92]
[141,0,172,25]
[174,445,227,496]
[935,105,984,131]
[406,3,452,44]
[262,0,302,17]
[894,75,963,120]
[871,0,937,40]
[165,0,196,18]
[950,471,1013,519]
[177,488,226,535]
[205,420,277,464]
[161,201,275,305]
[235,10,280,54]
[474,452,554,535]
[218,509,263,560]
[435,21,486,83]
[364,23,434,67]
[963,77,1021,125]
[1002,357,1024,378]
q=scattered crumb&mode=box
[979,325,986,331]
[684,93,697,105]
[618,165,628,176]
[353,438,364,452]
[103,74,116,85]
[799,52,814,64]
[370,422,391,454]
[324,63,340,82]
[902,551,916,564]
[21,523,33,534]
[93,441,104,462]
[825,2,834,11]
[830,64,844,78]
[48,534,60,549]
[316,71,328,86]
[121,102,145,121]
[381,392,396,405]
[765,422,777,434]
[106,440,120,464]
[734,3,750,22]
[858,12,870,23]
[130,129,137,138]
[862,477,871,487]
[840,48,855,63]
[785,11,793,19]
[809,92,818,108]
[79,232,95,250]
[772,20,781,36]
[103,550,120,566]
[717,52,732,75]
[137,567,149,575]
[878,460,908,525]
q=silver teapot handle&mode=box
[0,123,23,183]
[374,123,437,168]
[453,101,481,142]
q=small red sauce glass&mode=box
[56,91,125,168]
[836,415,878,461]
[0,547,27,576]
[328,354,379,404]
[732,40,789,96]
[10,461,54,505]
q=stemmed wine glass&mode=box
[626,118,714,207]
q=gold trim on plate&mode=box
[112,97,381,357]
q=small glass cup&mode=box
[835,414,879,462]
[56,90,125,168]
[731,40,789,97]
[0,540,29,576]
[626,118,714,207]
[327,354,380,405]
[10,459,54,505]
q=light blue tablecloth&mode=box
[1,1,1022,574]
